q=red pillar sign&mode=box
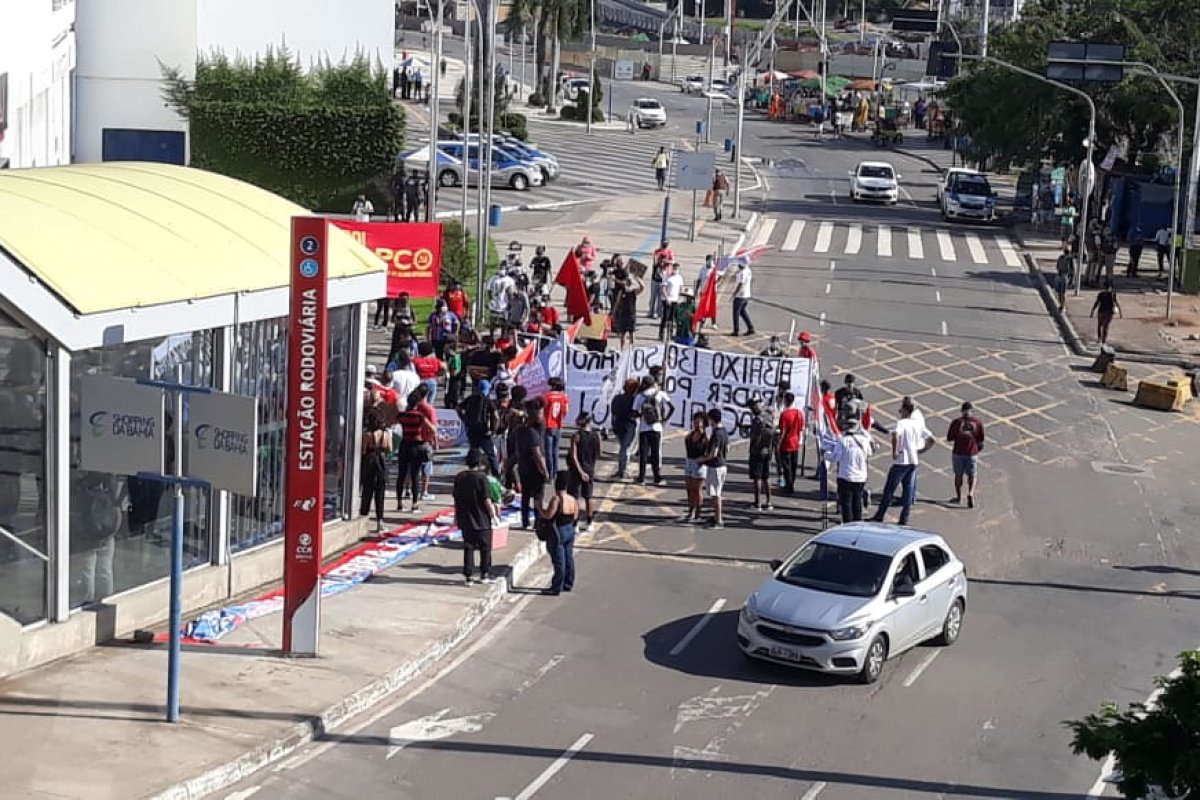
[283,217,329,655]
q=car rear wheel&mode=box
[510,174,529,191]
[936,598,965,646]
[439,170,459,188]
[857,635,888,684]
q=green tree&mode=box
[506,0,589,108]
[1066,650,1200,800]
[162,48,406,210]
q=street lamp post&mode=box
[476,0,498,307]
[461,0,472,245]
[426,0,444,222]
[705,32,716,143]
[733,40,747,218]
[587,0,596,134]
[1186,81,1200,267]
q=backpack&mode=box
[463,395,493,436]
[640,391,663,425]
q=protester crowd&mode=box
[360,234,988,594]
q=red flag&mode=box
[554,250,593,325]
[693,268,718,332]
[508,341,536,371]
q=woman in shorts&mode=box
[681,411,709,523]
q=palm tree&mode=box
[506,0,589,109]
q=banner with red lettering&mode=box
[283,217,330,656]
[331,220,442,299]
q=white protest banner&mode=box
[565,344,663,429]
[662,345,812,436]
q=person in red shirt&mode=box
[443,280,470,322]
[395,384,439,512]
[411,341,447,406]
[819,380,840,436]
[946,400,985,508]
[797,330,817,359]
[543,377,569,480]
[537,299,560,327]
[777,391,805,494]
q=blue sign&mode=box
[299,258,320,278]
[299,236,321,255]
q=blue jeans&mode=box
[548,522,576,592]
[544,429,562,479]
[615,425,636,476]
[421,377,438,406]
[872,464,917,525]
[732,297,754,335]
[468,433,500,477]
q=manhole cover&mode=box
[1091,461,1153,478]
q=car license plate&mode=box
[769,645,801,661]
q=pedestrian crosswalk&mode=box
[764,217,1024,268]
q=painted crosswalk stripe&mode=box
[995,235,1021,267]
[907,228,923,259]
[965,233,987,264]
[937,231,955,261]
[751,217,776,249]
[815,222,834,253]
[845,224,862,255]
[877,225,892,257]
[781,220,805,251]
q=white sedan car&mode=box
[849,160,902,204]
[737,523,968,684]
[680,74,706,94]
[629,98,668,128]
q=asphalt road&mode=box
[221,63,1200,800]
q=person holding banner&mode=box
[543,378,570,480]
[777,392,805,496]
[515,399,550,530]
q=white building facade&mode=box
[74,0,395,164]
[0,0,76,169]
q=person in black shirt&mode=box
[682,410,710,523]
[530,245,552,290]
[702,407,730,528]
[568,412,601,531]
[458,380,500,476]
[609,378,639,479]
[514,399,549,528]
[453,449,497,584]
[1089,281,1122,344]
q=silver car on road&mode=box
[738,523,968,684]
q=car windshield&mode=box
[954,178,991,196]
[778,542,892,598]
[859,166,894,179]
[637,100,662,109]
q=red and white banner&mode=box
[331,220,442,299]
[283,217,330,656]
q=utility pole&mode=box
[587,0,596,133]
[980,0,990,58]
[1185,81,1200,277]
[426,0,444,222]
[705,32,716,142]
[733,40,747,218]
[461,0,471,244]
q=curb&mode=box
[148,536,545,800]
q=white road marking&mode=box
[801,782,828,800]
[781,220,805,251]
[829,259,836,272]
[877,225,892,257]
[815,222,834,253]
[824,282,831,295]
[223,789,262,800]
[512,654,566,699]
[935,290,942,303]
[845,224,862,255]
[937,230,955,261]
[670,598,726,656]
[511,733,595,800]
[386,709,495,759]
[1086,666,1185,797]
[995,235,1022,267]
[828,188,838,205]
[675,687,774,733]
[966,232,988,264]
[907,228,923,259]
[940,320,949,336]
[819,311,827,326]
[902,650,942,687]
[751,217,776,249]
[930,266,937,277]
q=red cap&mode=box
[798,331,813,343]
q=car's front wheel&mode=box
[511,174,529,191]
[439,170,459,188]
[936,598,965,646]
[857,635,888,684]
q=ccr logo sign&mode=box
[89,411,108,437]
[375,247,435,273]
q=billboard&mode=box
[283,217,330,656]
[331,220,442,299]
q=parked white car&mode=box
[849,160,902,204]
[738,523,968,684]
[679,74,706,94]
[629,98,668,128]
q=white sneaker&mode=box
[421,492,436,502]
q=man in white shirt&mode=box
[871,396,934,526]
[658,262,684,340]
[485,268,515,331]
[632,375,674,485]
[821,416,875,523]
[389,352,421,411]
[352,194,374,222]
[1155,225,1172,275]
[732,263,756,336]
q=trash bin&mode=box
[488,204,502,228]
[1183,248,1200,294]
[724,138,734,153]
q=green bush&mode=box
[162,48,405,211]
[440,220,500,294]
[527,92,545,107]
[559,105,577,120]
[499,112,528,140]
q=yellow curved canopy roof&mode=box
[0,162,383,315]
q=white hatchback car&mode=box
[737,523,968,684]
[849,161,901,204]
[629,98,668,128]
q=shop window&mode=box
[67,332,215,608]
[228,306,354,553]
[0,310,48,624]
